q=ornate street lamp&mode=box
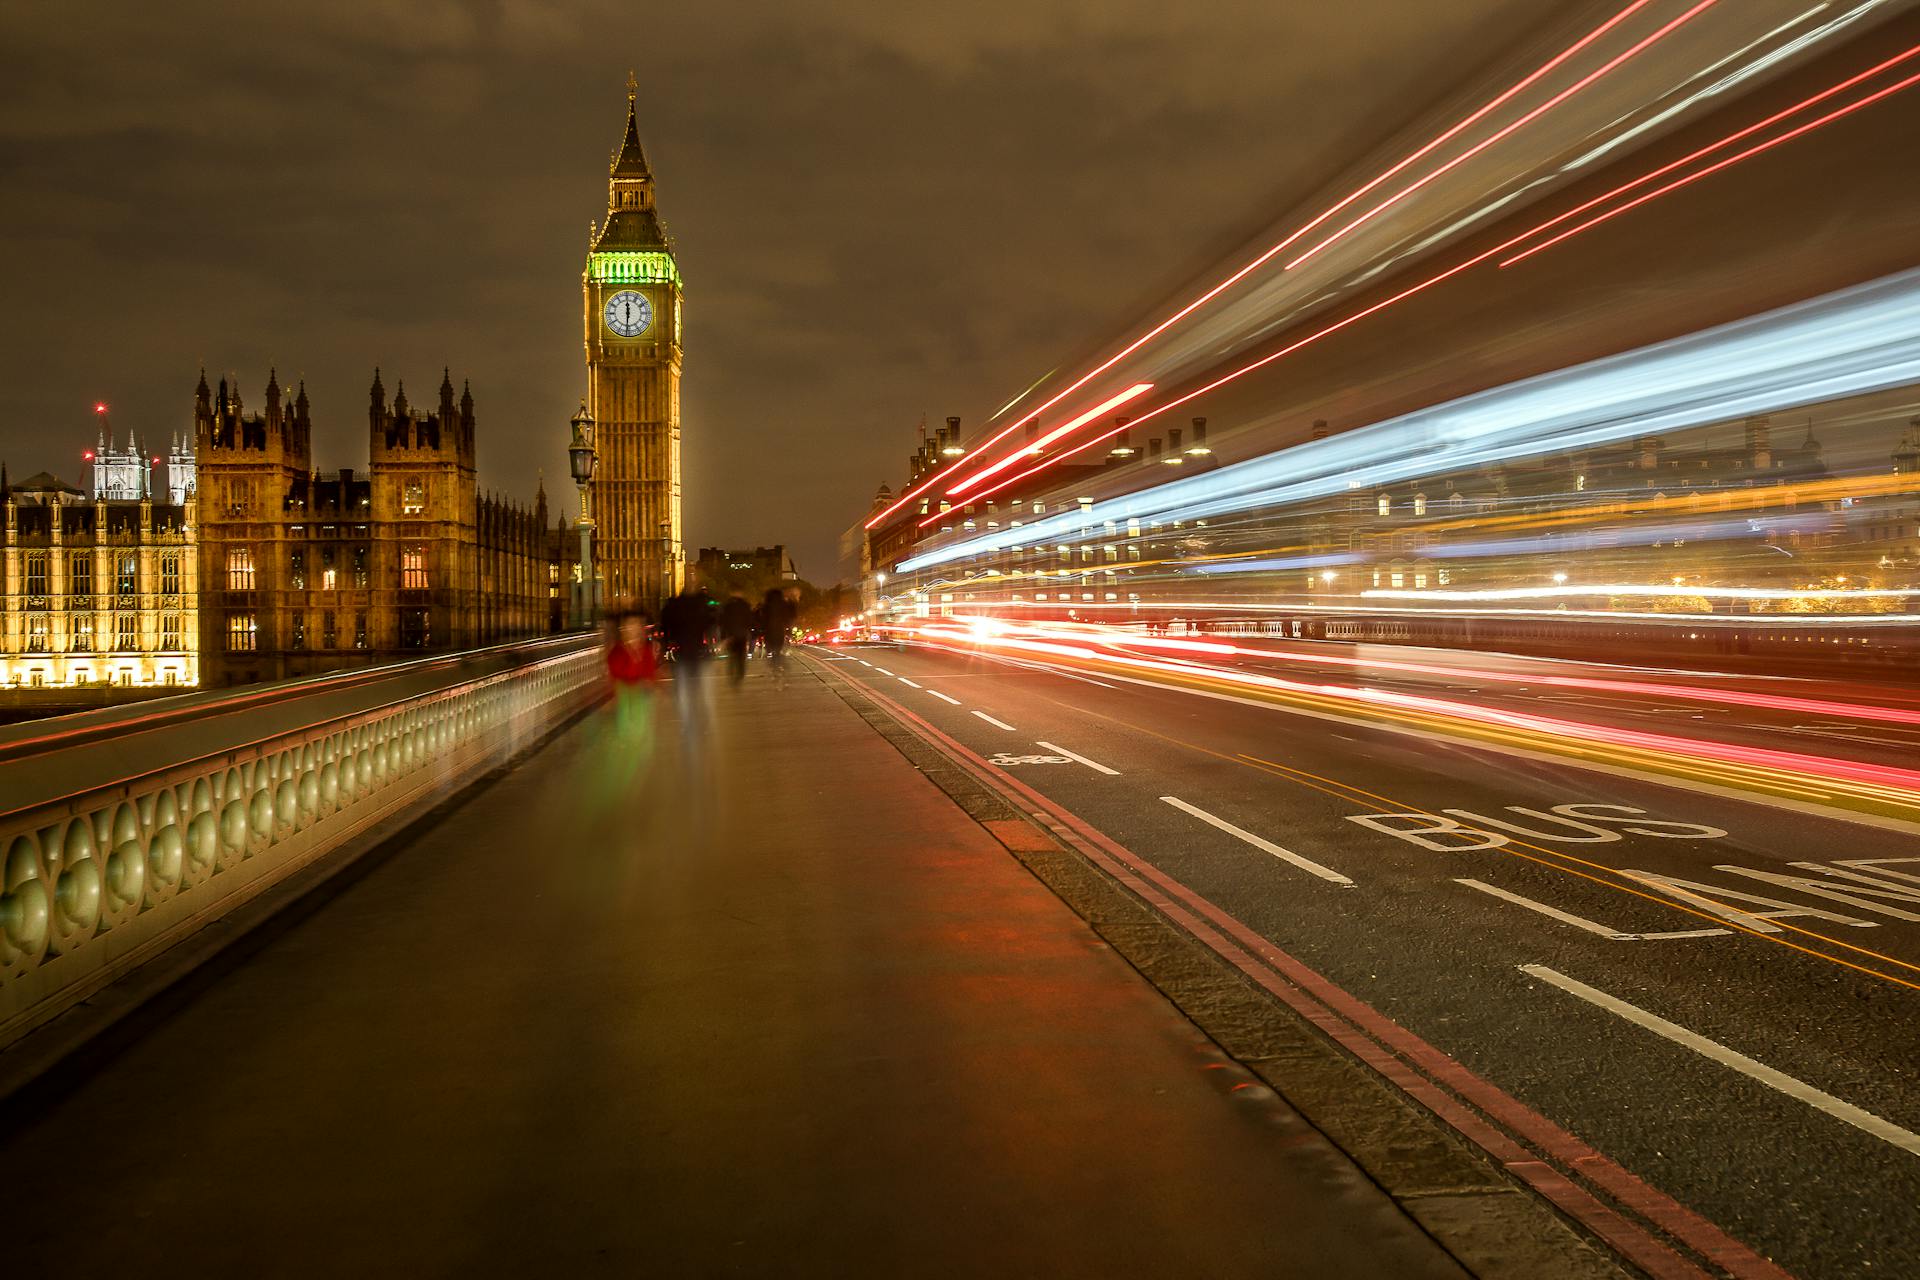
[568,400,598,625]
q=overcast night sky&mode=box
[0,0,1552,579]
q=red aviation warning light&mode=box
[94,402,108,414]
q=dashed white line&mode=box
[872,666,895,676]
[898,677,922,689]
[1036,741,1120,776]
[1457,879,1728,941]
[927,690,963,706]
[972,711,1016,731]
[1521,964,1920,1157]
[1160,796,1353,886]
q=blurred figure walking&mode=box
[759,587,795,687]
[604,609,658,739]
[720,592,754,684]
[660,589,714,725]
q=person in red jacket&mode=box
[606,610,658,737]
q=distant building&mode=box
[1,466,198,689]
[692,544,798,598]
[193,368,558,684]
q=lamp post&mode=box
[568,400,598,627]
[659,518,673,609]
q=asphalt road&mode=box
[807,637,1920,1279]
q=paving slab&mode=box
[0,665,1468,1277]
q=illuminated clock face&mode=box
[604,290,652,338]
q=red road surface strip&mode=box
[828,665,1794,1280]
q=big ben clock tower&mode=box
[583,72,684,610]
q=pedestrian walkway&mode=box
[0,661,1466,1277]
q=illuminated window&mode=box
[1377,495,1391,518]
[1413,494,1427,517]
[26,615,49,652]
[402,547,429,590]
[352,547,369,588]
[161,614,181,650]
[117,554,138,598]
[71,553,94,598]
[115,613,137,651]
[322,567,338,591]
[289,549,306,590]
[226,547,255,590]
[72,615,95,652]
[226,614,257,652]
[160,553,179,595]
[1575,474,1586,492]
[25,553,47,598]
[403,480,426,515]
[291,614,307,649]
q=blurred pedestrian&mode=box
[604,609,657,737]
[660,589,711,664]
[720,591,754,684]
[660,588,714,725]
[759,587,795,687]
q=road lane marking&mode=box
[1521,964,1920,1158]
[1457,879,1728,941]
[872,666,895,676]
[898,677,922,688]
[1161,796,1354,886]
[1052,670,1118,689]
[972,711,1016,731]
[1037,740,1120,776]
[980,676,1920,994]
[927,690,962,706]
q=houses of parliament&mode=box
[1,79,682,697]
[0,368,572,694]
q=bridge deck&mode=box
[1,662,1462,1276]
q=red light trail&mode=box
[929,41,1920,509]
[945,383,1153,497]
[1284,0,1718,270]
[1500,61,1920,267]
[913,622,1920,798]
[865,0,1662,530]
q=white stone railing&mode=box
[0,637,604,1049]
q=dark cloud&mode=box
[0,0,1549,577]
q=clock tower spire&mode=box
[582,72,684,610]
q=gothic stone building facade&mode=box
[1,469,198,689]
[194,368,554,685]
[583,76,685,612]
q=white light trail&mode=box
[902,269,1920,573]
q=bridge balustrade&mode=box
[0,636,603,1050]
